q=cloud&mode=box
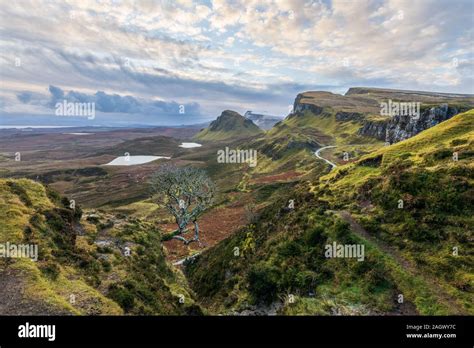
[16,91,34,103]
[13,85,204,125]
[1,0,473,126]
[48,86,64,101]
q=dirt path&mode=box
[172,251,202,266]
[0,267,70,315]
[336,210,466,314]
[314,146,337,170]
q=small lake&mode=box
[179,142,202,148]
[104,156,170,166]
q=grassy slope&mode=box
[245,109,383,181]
[318,110,474,313]
[185,110,474,315]
[0,178,200,315]
[0,179,118,314]
[185,185,404,315]
[267,111,374,145]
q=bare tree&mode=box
[150,165,215,245]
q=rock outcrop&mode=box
[293,94,324,115]
[385,104,460,143]
[335,111,364,122]
[244,111,283,130]
[358,104,464,143]
[293,88,473,144]
[358,120,388,141]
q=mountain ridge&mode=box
[291,88,474,144]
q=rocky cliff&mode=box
[293,94,324,115]
[292,88,474,144]
[358,104,465,143]
[358,120,387,141]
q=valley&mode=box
[0,88,473,316]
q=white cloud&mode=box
[0,0,472,122]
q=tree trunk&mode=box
[193,219,199,241]
[161,228,189,241]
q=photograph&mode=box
[0,0,473,346]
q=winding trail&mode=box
[336,210,465,314]
[172,251,202,266]
[312,144,464,313]
[315,146,337,170]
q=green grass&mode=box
[314,110,474,314]
[185,110,474,315]
[0,178,201,315]
[320,110,474,193]
[186,184,402,315]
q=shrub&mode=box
[108,283,135,312]
[277,240,302,258]
[431,148,452,161]
[451,138,468,146]
[304,224,326,246]
[247,263,279,304]
[7,181,32,207]
[39,261,60,280]
[333,220,351,240]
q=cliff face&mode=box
[358,104,463,143]
[292,89,473,144]
[358,120,387,141]
[385,104,460,143]
[293,94,324,115]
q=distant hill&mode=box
[345,87,474,100]
[292,88,474,143]
[194,110,263,141]
[186,110,474,315]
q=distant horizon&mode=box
[0,123,207,129]
[2,85,473,128]
[1,0,473,127]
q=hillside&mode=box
[245,87,474,178]
[292,88,473,144]
[246,93,384,178]
[0,179,201,315]
[185,110,474,315]
[194,110,263,141]
[1,90,472,318]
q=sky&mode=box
[0,0,473,126]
